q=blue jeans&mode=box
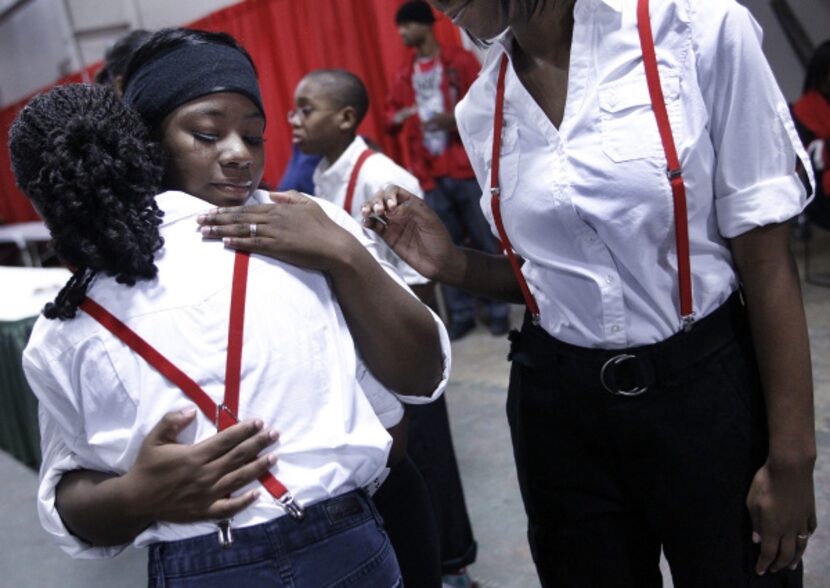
[425,177,509,324]
[148,490,402,588]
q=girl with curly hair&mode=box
[12,28,449,588]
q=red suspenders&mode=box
[343,149,377,215]
[489,0,695,331]
[80,250,304,548]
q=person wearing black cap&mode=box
[16,27,451,587]
[94,29,152,98]
[386,0,511,342]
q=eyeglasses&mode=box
[287,105,339,122]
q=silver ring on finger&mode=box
[249,223,257,238]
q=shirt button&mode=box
[611,324,622,334]
[606,275,614,285]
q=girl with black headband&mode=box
[14,28,450,587]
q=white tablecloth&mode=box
[0,266,71,321]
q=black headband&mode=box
[123,43,265,128]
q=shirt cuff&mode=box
[394,306,451,405]
[716,173,808,239]
[38,449,128,559]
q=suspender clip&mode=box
[277,492,306,520]
[530,313,541,326]
[681,313,696,332]
[667,167,683,181]
[490,187,501,196]
[217,519,233,547]
[215,403,238,430]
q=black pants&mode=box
[373,455,443,587]
[506,293,803,588]
[408,394,478,573]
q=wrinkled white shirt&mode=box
[25,190,450,558]
[456,0,813,348]
[313,136,429,285]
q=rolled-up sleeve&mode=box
[37,406,128,559]
[692,1,814,238]
[315,197,451,404]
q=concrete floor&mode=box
[0,229,828,587]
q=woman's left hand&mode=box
[197,191,354,271]
[747,459,817,575]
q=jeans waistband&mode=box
[149,489,379,574]
[510,291,748,394]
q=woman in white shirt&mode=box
[11,28,448,587]
[359,0,817,586]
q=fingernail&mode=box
[790,563,799,570]
[269,429,280,442]
[180,407,197,418]
[253,419,264,430]
[251,490,261,499]
[196,214,206,223]
[752,532,761,544]
[267,454,277,466]
[223,238,232,245]
[200,227,211,236]
[757,570,765,576]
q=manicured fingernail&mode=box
[200,227,211,236]
[269,429,280,442]
[253,419,264,430]
[180,407,197,417]
[267,454,277,466]
[752,532,761,544]
[196,214,206,223]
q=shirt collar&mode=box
[155,190,264,227]
[313,136,368,189]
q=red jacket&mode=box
[384,44,480,191]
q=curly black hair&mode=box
[8,83,165,320]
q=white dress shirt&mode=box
[26,190,450,558]
[456,0,813,348]
[313,136,429,285]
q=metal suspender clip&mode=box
[214,403,238,429]
[217,519,233,547]
[667,167,683,181]
[490,187,501,196]
[277,492,306,520]
[531,313,541,326]
[681,313,696,332]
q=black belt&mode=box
[509,291,748,397]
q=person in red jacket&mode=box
[386,0,510,341]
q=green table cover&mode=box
[0,316,40,468]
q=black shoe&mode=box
[489,316,510,336]
[449,318,476,341]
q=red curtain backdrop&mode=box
[0,0,463,224]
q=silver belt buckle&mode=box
[600,354,648,397]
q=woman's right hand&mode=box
[122,408,280,524]
[362,185,464,285]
